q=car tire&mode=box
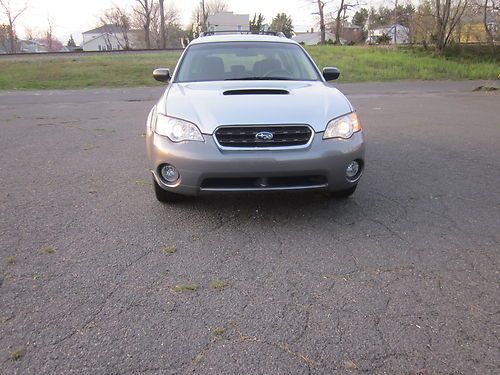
[330,184,357,198]
[153,178,184,203]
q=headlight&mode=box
[154,114,204,142]
[323,112,361,140]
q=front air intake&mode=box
[223,89,289,96]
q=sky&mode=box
[3,0,392,44]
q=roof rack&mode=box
[201,30,286,38]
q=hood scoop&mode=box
[223,89,289,96]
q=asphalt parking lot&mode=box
[1,81,499,374]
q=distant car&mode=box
[146,32,364,202]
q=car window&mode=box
[175,42,321,82]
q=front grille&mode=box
[214,125,313,148]
[201,175,327,191]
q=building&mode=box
[19,40,49,53]
[340,25,363,44]
[82,24,129,51]
[368,24,410,44]
[207,12,249,32]
[293,31,337,45]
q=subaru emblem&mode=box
[255,131,274,141]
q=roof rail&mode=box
[201,30,286,38]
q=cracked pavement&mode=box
[1,81,499,374]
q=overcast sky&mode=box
[6,0,388,44]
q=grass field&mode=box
[0,45,497,90]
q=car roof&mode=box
[189,34,299,46]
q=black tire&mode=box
[330,184,357,198]
[153,178,184,203]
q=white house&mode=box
[207,12,249,33]
[82,24,128,51]
[293,31,337,45]
[368,24,410,44]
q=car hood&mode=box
[160,81,353,134]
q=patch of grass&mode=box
[39,246,56,254]
[0,45,497,91]
[209,278,226,290]
[10,348,25,361]
[171,283,198,293]
[193,351,204,364]
[211,327,225,336]
[5,256,16,265]
[161,246,177,254]
[306,45,498,82]
[0,51,181,90]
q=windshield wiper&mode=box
[225,77,294,81]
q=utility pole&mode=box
[159,0,166,49]
[201,0,207,33]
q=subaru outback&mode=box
[146,32,365,202]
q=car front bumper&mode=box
[147,132,365,196]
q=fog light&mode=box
[160,164,179,183]
[346,161,360,179]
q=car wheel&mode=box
[330,184,357,198]
[153,178,184,203]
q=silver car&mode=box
[146,33,364,202]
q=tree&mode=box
[134,0,154,49]
[100,5,132,49]
[434,0,469,53]
[269,13,294,37]
[45,17,54,51]
[150,2,180,48]
[250,13,265,34]
[409,0,435,45]
[67,34,76,47]
[0,0,27,53]
[191,0,227,37]
[334,0,359,44]
[369,6,393,28]
[315,0,326,44]
[352,8,369,29]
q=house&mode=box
[207,11,249,32]
[19,39,49,53]
[292,31,337,45]
[455,14,499,43]
[368,24,410,44]
[82,24,129,51]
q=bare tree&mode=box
[149,2,180,48]
[100,5,131,49]
[45,17,53,51]
[0,0,28,53]
[334,0,359,44]
[134,0,154,49]
[191,0,227,36]
[434,0,469,53]
[313,0,327,44]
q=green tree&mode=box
[67,34,76,47]
[395,4,415,28]
[352,8,369,29]
[269,13,294,38]
[369,6,393,28]
[249,13,265,34]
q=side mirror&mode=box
[153,68,171,82]
[322,67,340,81]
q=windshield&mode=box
[175,42,321,82]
